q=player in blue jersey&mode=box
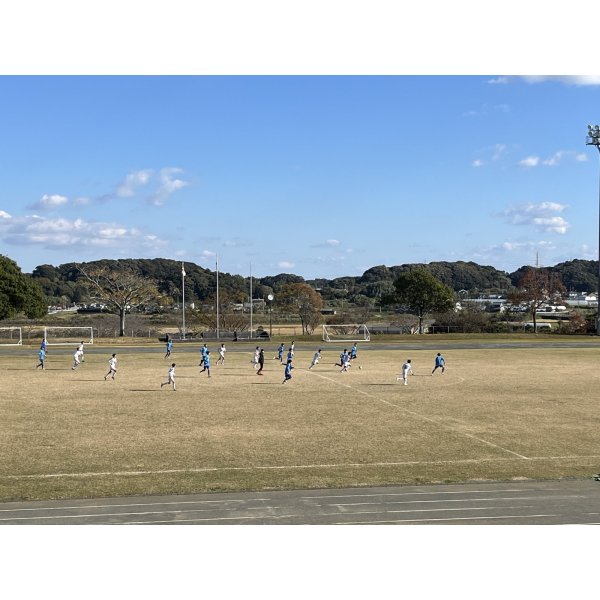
[282,359,293,384]
[200,351,211,377]
[274,343,285,363]
[164,338,173,359]
[350,343,358,361]
[199,343,208,367]
[431,352,446,375]
[36,347,46,370]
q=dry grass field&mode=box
[1,340,599,502]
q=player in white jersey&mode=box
[309,349,321,370]
[397,359,413,385]
[72,347,83,370]
[216,343,226,365]
[77,341,85,362]
[161,363,177,391]
[252,346,260,369]
[104,353,117,380]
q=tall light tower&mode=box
[586,124,600,335]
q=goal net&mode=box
[0,327,22,346]
[44,326,94,346]
[322,324,370,342]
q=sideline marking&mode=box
[332,514,557,524]
[306,369,530,459]
[2,455,599,480]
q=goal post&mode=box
[0,327,22,346]
[44,326,94,346]
[322,324,370,343]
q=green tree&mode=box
[77,264,159,336]
[0,255,47,320]
[388,267,455,334]
[277,283,324,334]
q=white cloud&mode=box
[520,150,589,167]
[149,167,189,206]
[521,75,600,86]
[312,239,341,248]
[223,237,252,247]
[201,250,216,258]
[29,193,69,210]
[519,156,540,167]
[278,260,295,269]
[502,202,570,234]
[0,213,166,250]
[472,159,485,167]
[488,77,508,85]
[0,210,11,219]
[117,169,153,197]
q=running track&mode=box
[1,480,599,524]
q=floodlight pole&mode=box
[216,254,219,340]
[181,261,186,340]
[586,125,600,336]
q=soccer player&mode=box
[309,349,321,370]
[398,359,413,385]
[72,347,83,370]
[40,338,47,353]
[164,338,173,359]
[275,343,285,363]
[282,358,293,384]
[217,343,226,365]
[290,341,295,357]
[432,352,446,375]
[257,348,265,375]
[36,347,45,370]
[161,363,177,390]
[252,346,260,369]
[339,349,351,373]
[199,343,208,367]
[77,341,85,362]
[350,343,358,361]
[105,353,117,380]
[287,347,294,363]
[200,351,211,377]
[334,349,348,367]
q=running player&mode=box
[282,359,293,384]
[164,338,173,359]
[256,348,265,375]
[217,343,226,365]
[200,351,211,377]
[350,343,358,361]
[77,341,85,362]
[161,363,177,390]
[36,347,45,370]
[339,349,351,373]
[105,354,117,380]
[275,343,285,363]
[309,349,321,370]
[199,343,208,367]
[72,347,83,370]
[252,346,260,370]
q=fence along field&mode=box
[0,342,599,502]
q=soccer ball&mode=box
[358,366,362,370]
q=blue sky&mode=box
[1,75,599,279]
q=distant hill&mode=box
[28,257,599,307]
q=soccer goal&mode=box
[322,324,370,343]
[44,326,94,346]
[0,327,22,346]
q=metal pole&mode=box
[216,254,220,340]
[250,263,253,339]
[181,261,186,340]
[597,150,600,336]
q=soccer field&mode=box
[1,341,599,502]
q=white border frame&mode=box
[44,326,94,345]
[0,326,22,346]
[322,324,370,342]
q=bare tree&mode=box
[277,283,324,334]
[507,267,565,333]
[77,264,159,336]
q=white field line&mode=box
[332,514,557,524]
[305,369,530,459]
[322,495,582,507]
[2,455,600,481]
